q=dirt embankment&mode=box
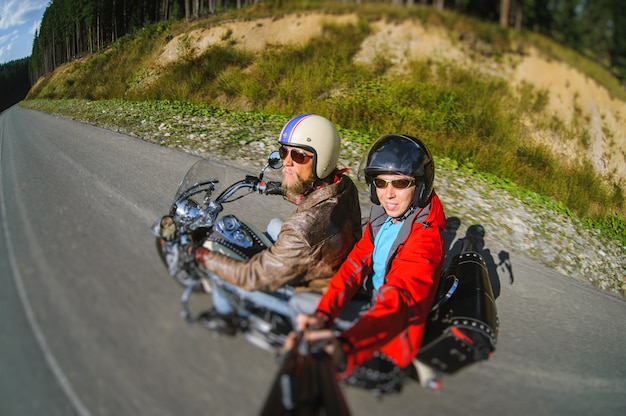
[156,12,626,187]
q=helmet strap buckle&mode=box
[392,204,417,223]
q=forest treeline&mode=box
[0,58,32,113]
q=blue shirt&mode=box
[371,217,403,291]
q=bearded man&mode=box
[191,114,362,333]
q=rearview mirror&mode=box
[268,151,283,170]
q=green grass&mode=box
[23,2,626,245]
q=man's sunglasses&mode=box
[372,177,415,189]
[279,146,313,164]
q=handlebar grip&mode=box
[262,181,284,195]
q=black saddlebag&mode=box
[417,251,499,374]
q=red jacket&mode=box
[316,192,446,374]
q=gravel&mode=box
[22,100,626,299]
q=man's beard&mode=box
[282,171,315,197]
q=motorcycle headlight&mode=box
[174,198,202,222]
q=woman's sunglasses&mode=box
[372,177,415,189]
[279,146,313,164]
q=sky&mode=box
[0,0,48,65]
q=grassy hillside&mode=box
[22,2,625,244]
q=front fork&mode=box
[180,276,212,323]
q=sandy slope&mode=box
[158,12,626,186]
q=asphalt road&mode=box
[1,105,625,416]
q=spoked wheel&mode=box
[155,238,204,291]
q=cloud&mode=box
[29,19,42,36]
[0,29,18,60]
[0,0,46,62]
[0,29,19,44]
[0,0,48,30]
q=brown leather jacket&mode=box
[199,174,362,293]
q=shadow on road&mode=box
[442,216,514,300]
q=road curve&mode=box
[1,105,625,415]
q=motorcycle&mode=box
[151,152,294,352]
[152,152,499,398]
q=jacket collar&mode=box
[295,174,351,210]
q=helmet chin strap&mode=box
[392,204,416,223]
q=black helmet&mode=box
[359,134,435,207]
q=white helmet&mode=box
[278,114,340,180]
